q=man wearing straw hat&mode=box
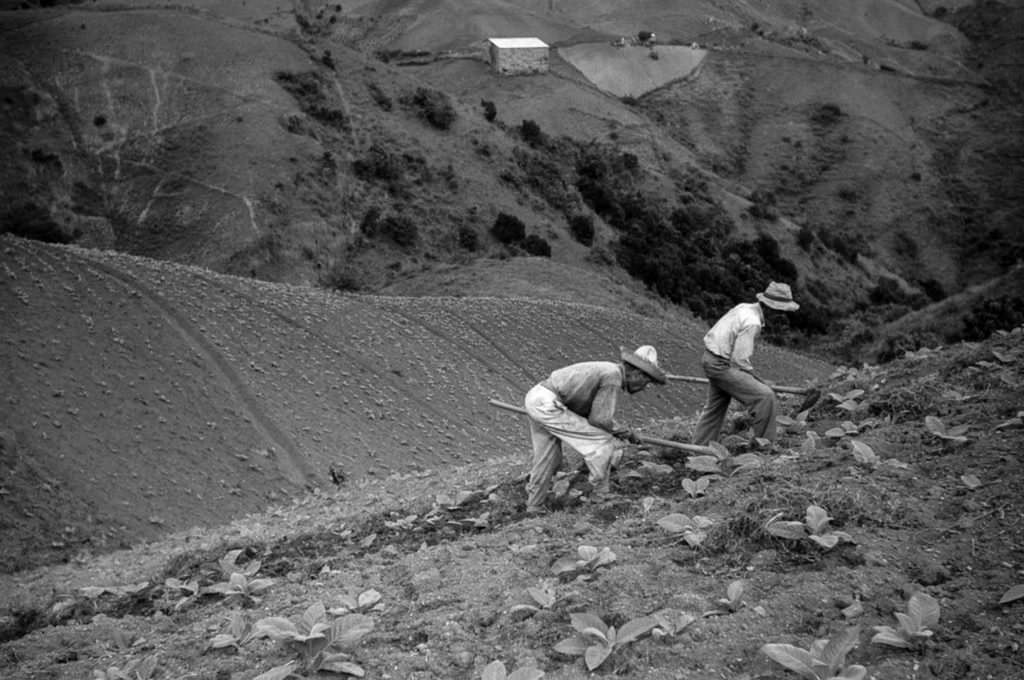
[522,346,667,514]
[691,282,800,446]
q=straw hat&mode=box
[756,281,800,311]
[620,345,667,384]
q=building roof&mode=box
[488,37,548,49]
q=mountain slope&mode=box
[0,234,831,571]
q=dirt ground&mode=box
[1,326,1021,679]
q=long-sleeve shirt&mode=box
[540,361,624,430]
[703,302,764,372]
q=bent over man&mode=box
[523,346,667,514]
[691,282,799,446]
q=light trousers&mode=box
[692,350,778,445]
[523,384,618,510]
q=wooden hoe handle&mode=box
[487,398,716,455]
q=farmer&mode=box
[691,282,799,446]
[523,346,667,513]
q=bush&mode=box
[797,224,815,250]
[811,103,842,127]
[491,213,526,244]
[456,225,479,251]
[367,82,393,111]
[405,87,456,130]
[1,203,74,244]
[520,119,544,147]
[480,99,496,122]
[353,144,403,182]
[274,71,349,130]
[521,234,551,257]
[359,207,382,236]
[378,214,418,247]
[748,189,779,220]
[568,214,595,246]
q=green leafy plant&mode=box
[553,612,658,670]
[253,601,374,676]
[208,610,252,652]
[328,588,383,615]
[203,549,275,605]
[686,441,763,475]
[765,505,853,550]
[871,592,939,649]
[163,577,200,611]
[552,545,617,577]
[924,415,969,443]
[656,513,714,548]
[91,655,158,680]
[1000,584,1024,605]
[824,421,860,439]
[204,571,275,606]
[508,579,558,617]
[481,660,545,680]
[829,388,866,414]
[650,608,696,639]
[682,475,715,498]
[761,626,865,680]
[710,579,746,614]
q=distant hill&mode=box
[2,0,1021,357]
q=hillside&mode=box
[2,0,1022,359]
[0,234,831,573]
[1,313,1021,679]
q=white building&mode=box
[487,37,549,75]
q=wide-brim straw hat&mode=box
[756,281,800,311]
[620,345,667,384]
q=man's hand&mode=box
[613,428,643,445]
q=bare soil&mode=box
[1,235,1022,677]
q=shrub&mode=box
[378,214,418,247]
[1,203,74,244]
[367,82,393,111]
[480,99,496,122]
[491,213,526,244]
[274,71,349,130]
[520,119,544,147]
[352,144,403,182]
[456,225,479,251]
[404,87,456,130]
[797,224,815,250]
[521,234,551,257]
[568,214,595,246]
[810,103,842,126]
[359,207,382,236]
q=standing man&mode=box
[691,282,799,446]
[523,346,667,514]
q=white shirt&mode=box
[702,302,764,372]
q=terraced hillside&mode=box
[0,234,832,571]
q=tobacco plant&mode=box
[682,475,714,498]
[481,660,545,680]
[91,655,158,680]
[686,441,762,475]
[553,612,658,670]
[765,505,852,550]
[203,549,275,606]
[657,512,714,548]
[871,591,939,649]
[208,610,252,651]
[508,579,558,616]
[551,545,617,578]
[761,626,866,680]
[252,601,375,676]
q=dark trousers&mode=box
[692,350,778,444]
